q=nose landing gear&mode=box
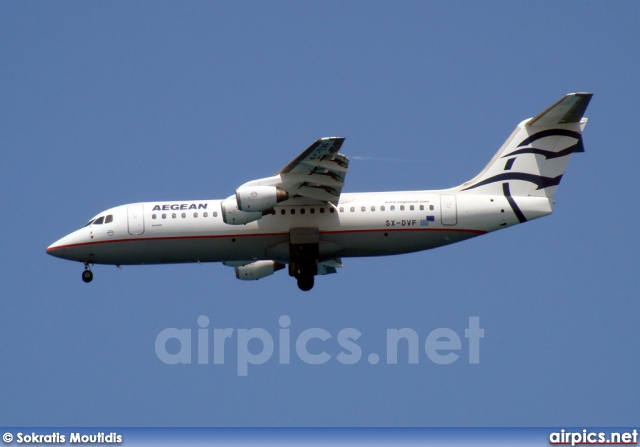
[82,262,93,283]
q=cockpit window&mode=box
[105,214,113,224]
[93,216,105,225]
[83,219,95,227]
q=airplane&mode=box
[47,92,592,291]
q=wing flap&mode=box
[284,173,345,188]
[299,158,349,174]
[295,185,340,202]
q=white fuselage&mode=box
[45,93,591,289]
[46,190,552,266]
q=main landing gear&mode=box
[82,262,93,283]
[289,228,319,292]
[296,275,314,292]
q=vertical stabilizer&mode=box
[457,93,592,200]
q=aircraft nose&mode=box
[46,229,88,261]
[46,236,69,259]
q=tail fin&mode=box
[457,93,593,199]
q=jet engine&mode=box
[221,196,262,225]
[235,185,288,212]
[234,261,285,281]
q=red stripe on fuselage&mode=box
[45,227,487,253]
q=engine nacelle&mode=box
[236,185,288,212]
[235,261,285,281]
[221,196,262,225]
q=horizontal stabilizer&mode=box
[318,259,342,275]
[527,92,593,127]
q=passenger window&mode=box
[320,208,325,213]
[194,212,198,218]
[172,213,176,219]
[420,205,424,211]
[291,209,295,215]
[93,216,105,225]
[330,207,335,213]
[400,205,405,211]
[390,205,395,211]
[381,206,385,211]
[162,214,167,219]
[204,212,208,217]
[213,212,218,217]
[371,206,375,212]
[152,214,157,220]
[360,206,365,212]
[410,205,414,211]
[281,209,286,215]
[105,214,113,224]
[339,207,344,213]
[429,205,434,211]
[350,207,355,212]
[310,208,315,214]
[300,208,306,215]
[182,213,186,218]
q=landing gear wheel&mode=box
[82,269,93,283]
[297,275,314,291]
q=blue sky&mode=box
[1,1,639,427]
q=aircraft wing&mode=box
[239,137,349,205]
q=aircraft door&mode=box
[440,194,457,226]
[127,205,145,235]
